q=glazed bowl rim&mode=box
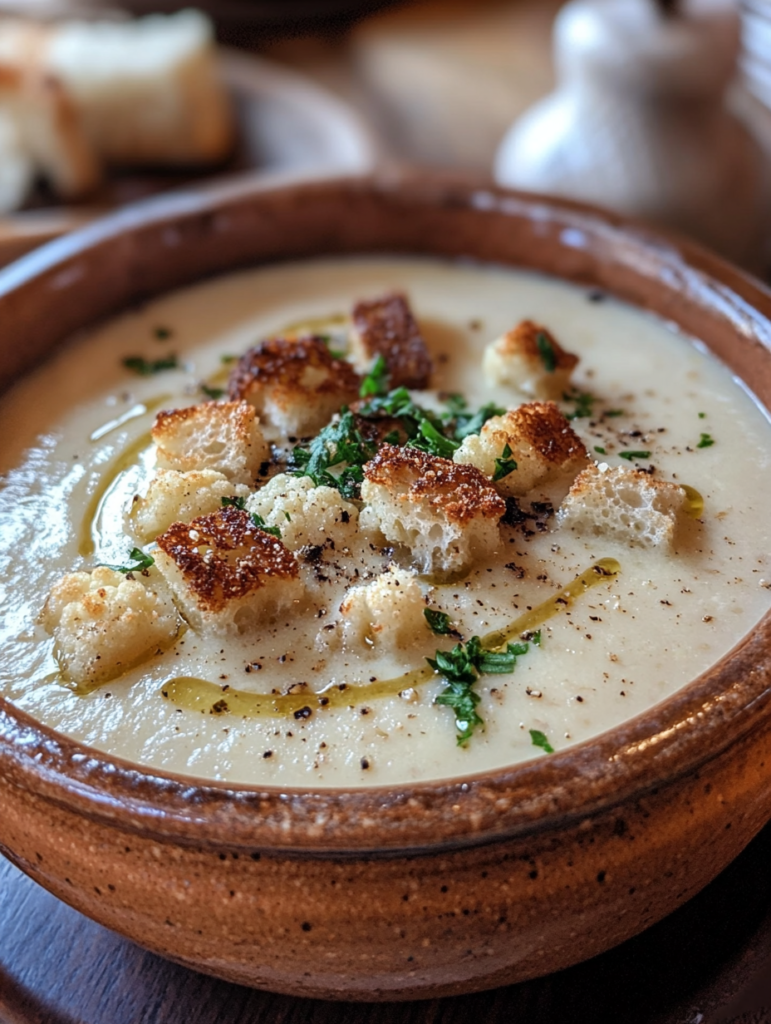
[1,169,770,856]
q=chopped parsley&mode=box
[529,729,554,754]
[424,608,454,635]
[563,389,595,420]
[153,325,172,340]
[536,331,557,373]
[221,495,281,538]
[220,354,236,364]
[603,409,625,418]
[123,354,179,376]
[200,384,225,400]
[531,630,542,646]
[493,443,518,481]
[618,450,651,461]
[428,635,533,745]
[100,547,154,575]
[594,446,606,455]
[448,400,506,441]
[291,409,377,500]
[408,418,460,459]
[359,354,390,398]
[698,411,706,419]
[697,432,715,449]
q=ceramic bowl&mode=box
[0,172,770,1001]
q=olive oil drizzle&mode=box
[79,431,153,557]
[160,558,621,718]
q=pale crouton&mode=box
[245,473,358,552]
[359,443,505,575]
[44,10,234,166]
[350,292,433,389]
[154,506,303,635]
[152,401,268,487]
[130,469,250,543]
[229,336,361,437]
[453,401,589,497]
[483,320,579,399]
[336,566,429,650]
[558,463,687,549]
[42,566,180,687]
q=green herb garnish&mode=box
[122,354,179,376]
[221,495,281,538]
[408,418,461,459]
[428,635,532,745]
[618,450,651,461]
[697,433,715,449]
[493,443,518,481]
[291,409,377,500]
[424,608,454,635]
[100,547,154,575]
[698,411,706,419]
[220,354,236,364]
[359,354,390,398]
[153,325,172,340]
[200,384,225,400]
[563,389,595,420]
[531,629,542,646]
[450,401,506,441]
[529,729,554,754]
[536,331,557,373]
[604,409,625,418]
[594,446,606,455]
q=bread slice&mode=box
[44,9,234,166]
[349,292,433,389]
[454,401,589,496]
[42,566,180,687]
[229,336,361,437]
[154,506,304,636]
[360,443,505,576]
[558,463,687,549]
[245,473,359,552]
[483,320,579,399]
[130,469,251,543]
[152,401,269,487]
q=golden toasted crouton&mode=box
[152,400,268,486]
[245,473,358,552]
[228,336,361,437]
[130,469,250,543]
[558,464,687,549]
[335,566,429,650]
[454,401,589,497]
[154,506,303,635]
[483,320,579,399]
[350,292,433,389]
[360,443,505,575]
[42,566,180,687]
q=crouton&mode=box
[152,400,268,486]
[130,469,250,543]
[483,320,579,399]
[42,566,180,687]
[453,401,589,497]
[228,336,361,437]
[44,10,234,166]
[336,566,429,650]
[245,473,358,552]
[558,463,688,549]
[359,443,505,575]
[154,506,303,635]
[350,292,433,389]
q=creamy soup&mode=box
[0,257,769,787]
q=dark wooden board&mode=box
[2,823,771,1024]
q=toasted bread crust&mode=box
[491,402,587,466]
[156,507,299,613]
[363,443,505,524]
[228,335,360,411]
[497,321,579,372]
[352,292,433,389]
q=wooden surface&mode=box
[2,822,771,1024]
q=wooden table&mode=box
[2,820,771,1024]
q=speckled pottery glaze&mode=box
[0,173,770,1001]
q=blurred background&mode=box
[0,0,770,267]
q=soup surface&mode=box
[0,256,770,787]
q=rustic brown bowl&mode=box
[1,172,770,1002]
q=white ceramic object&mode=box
[495,0,769,269]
